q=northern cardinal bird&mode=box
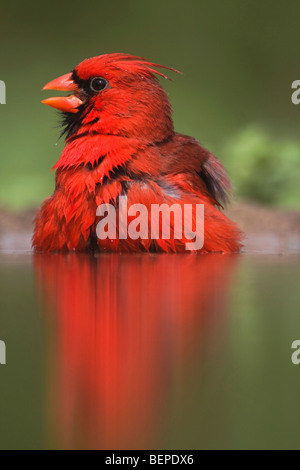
[33,53,242,252]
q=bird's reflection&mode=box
[34,253,238,450]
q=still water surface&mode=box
[0,252,300,449]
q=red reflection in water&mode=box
[34,253,238,449]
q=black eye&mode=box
[90,77,108,92]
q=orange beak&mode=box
[41,73,83,113]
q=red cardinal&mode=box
[33,53,242,253]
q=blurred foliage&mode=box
[0,0,299,209]
[223,127,300,208]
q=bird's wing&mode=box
[158,133,232,207]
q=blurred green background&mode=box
[0,0,300,210]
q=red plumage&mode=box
[33,53,242,253]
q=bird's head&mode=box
[42,53,180,142]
